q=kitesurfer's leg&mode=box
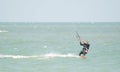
[79,51,83,56]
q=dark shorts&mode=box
[79,50,87,56]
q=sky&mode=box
[0,0,120,22]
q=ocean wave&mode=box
[0,30,8,33]
[0,53,79,59]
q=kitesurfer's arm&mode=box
[80,41,84,46]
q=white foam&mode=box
[43,53,79,58]
[0,53,79,59]
[0,55,38,59]
[0,30,8,33]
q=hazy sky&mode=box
[0,0,120,22]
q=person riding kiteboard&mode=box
[76,32,90,57]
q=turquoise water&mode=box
[0,22,120,72]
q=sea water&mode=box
[0,22,120,72]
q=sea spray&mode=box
[0,53,79,59]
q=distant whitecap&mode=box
[43,45,47,48]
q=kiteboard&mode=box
[80,56,86,59]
